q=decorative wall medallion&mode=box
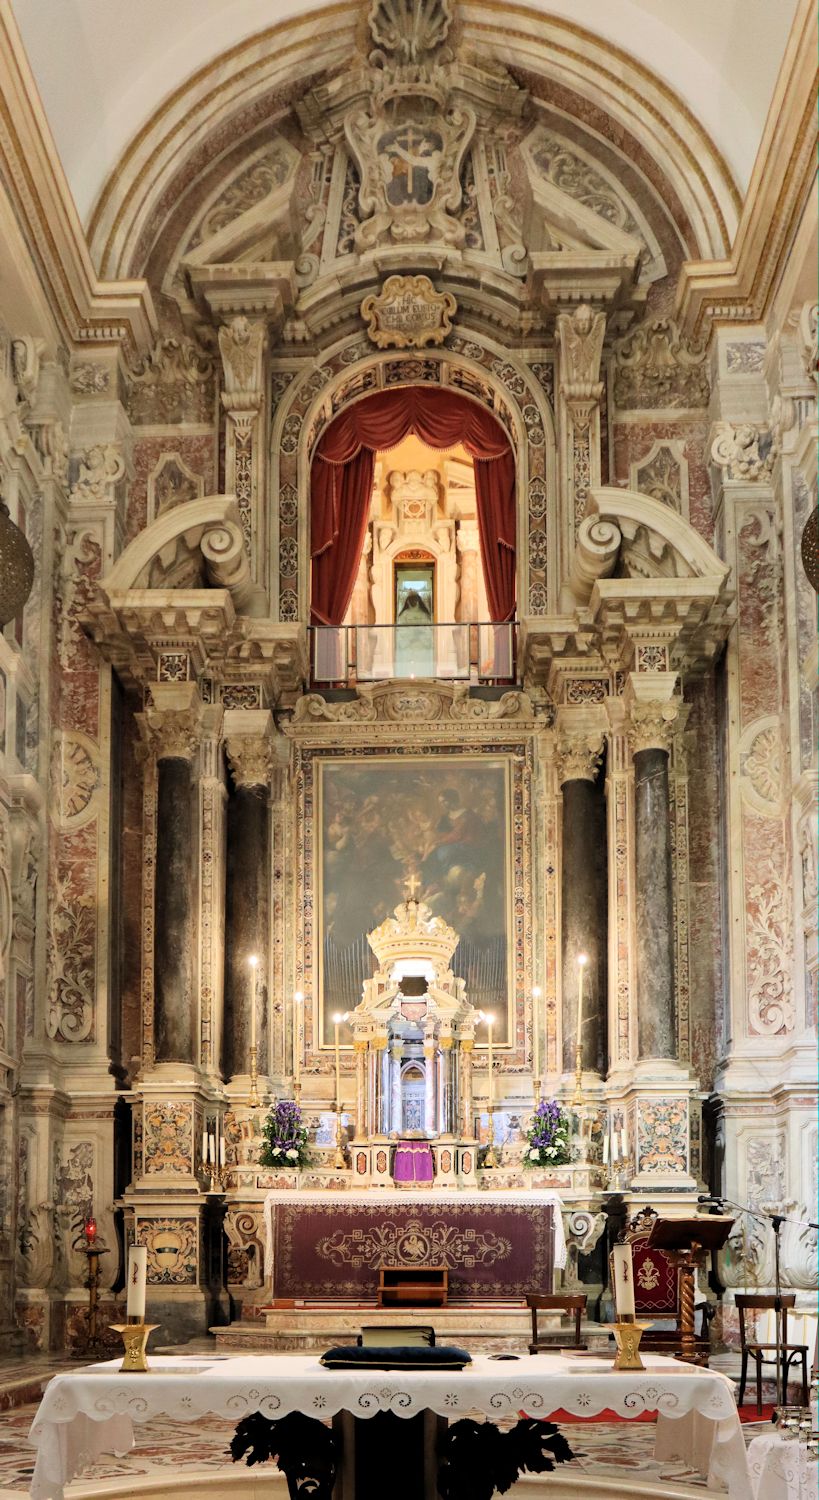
[50,731,99,828]
[138,1217,198,1284]
[361,275,457,350]
[739,716,783,816]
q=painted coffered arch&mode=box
[83,2,741,288]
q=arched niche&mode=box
[268,333,558,625]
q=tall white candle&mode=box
[127,1245,148,1320]
[532,986,541,1080]
[248,955,258,1056]
[602,1132,609,1166]
[201,1130,208,1166]
[485,1012,495,1109]
[293,992,303,1087]
[219,1135,226,1167]
[621,1125,629,1160]
[576,953,588,1055]
[209,1132,216,1165]
[612,1244,636,1319]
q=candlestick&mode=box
[621,1125,628,1160]
[126,1245,147,1320]
[248,955,258,1054]
[572,953,588,1105]
[219,1135,226,1167]
[611,1244,636,1320]
[294,991,303,1096]
[531,986,541,1092]
[486,1012,494,1109]
[332,1011,347,1170]
[481,1012,498,1169]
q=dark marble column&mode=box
[138,684,208,1066]
[634,743,676,1059]
[559,735,608,1075]
[224,734,271,1080]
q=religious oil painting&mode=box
[317,756,512,1045]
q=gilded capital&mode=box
[556,730,604,785]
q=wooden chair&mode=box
[736,1294,810,1414]
[526,1293,587,1353]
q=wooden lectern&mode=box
[646,1215,734,1366]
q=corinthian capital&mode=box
[628,698,679,755]
[225,734,274,790]
[138,682,205,762]
[556,730,604,785]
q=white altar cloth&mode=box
[747,1432,817,1500]
[27,1351,749,1500]
[262,1187,567,1281]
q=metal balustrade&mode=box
[309,621,517,686]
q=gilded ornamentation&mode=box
[143,1102,193,1174]
[138,1217,198,1284]
[613,318,709,409]
[361,275,457,349]
[710,422,776,480]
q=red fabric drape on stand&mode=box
[310,387,516,625]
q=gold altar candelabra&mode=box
[571,954,588,1106]
[481,1011,498,1168]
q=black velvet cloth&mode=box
[320,1343,472,1369]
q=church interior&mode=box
[0,0,816,1495]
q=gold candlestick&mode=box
[110,1319,160,1373]
[249,1042,260,1109]
[572,953,587,1105]
[483,1102,498,1169]
[612,1319,647,1371]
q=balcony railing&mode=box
[309,622,516,686]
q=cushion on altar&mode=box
[320,1344,471,1370]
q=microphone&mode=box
[697,1193,723,1204]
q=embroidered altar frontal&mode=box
[269,1199,555,1301]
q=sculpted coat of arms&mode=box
[361,274,457,349]
[346,100,475,249]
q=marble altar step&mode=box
[212,1308,613,1357]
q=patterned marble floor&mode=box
[0,1400,773,1494]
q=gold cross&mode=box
[405,873,421,900]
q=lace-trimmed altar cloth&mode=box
[262,1188,567,1297]
[746,1431,816,1500]
[27,1352,750,1500]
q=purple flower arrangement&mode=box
[524,1099,571,1167]
[260,1099,310,1169]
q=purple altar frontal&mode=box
[264,1189,564,1302]
[393,1140,435,1183]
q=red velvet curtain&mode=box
[310,387,516,625]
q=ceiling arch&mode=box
[11,0,796,238]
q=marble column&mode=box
[354,1040,367,1139]
[142,685,205,1066]
[423,1035,436,1135]
[630,704,678,1060]
[390,1039,403,1134]
[224,720,273,1081]
[558,732,607,1074]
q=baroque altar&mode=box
[346,887,481,1187]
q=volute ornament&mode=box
[710,422,776,481]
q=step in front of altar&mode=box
[211,1307,612,1356]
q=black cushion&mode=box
[320,1344,471,1370]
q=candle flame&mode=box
[532,985,542,998]
[333,1011,343,1024]
[248,954,259,968]
[577,953,588,967]
[294,991,303,1002]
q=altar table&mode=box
[747,1432,818,1500]
[27,1351,751,1500]
[263,1189,566,1301]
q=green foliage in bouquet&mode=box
[524,1099,572,1167]
[259,1099,310,1169]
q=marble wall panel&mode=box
[612,420,713,543]
[684,674,723,1088]
[127,434,216,541]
